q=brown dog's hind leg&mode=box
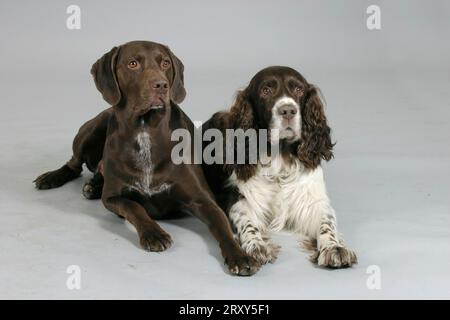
[82,170,104,200]
[34,108,111,190]
[34,164,82,190]
[103,196,173,252]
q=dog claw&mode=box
[139,228,173,252]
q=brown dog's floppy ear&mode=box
[90,46,121,106]
[297,84,334,169]
[166,47,186,104]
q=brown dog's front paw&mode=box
[139,228,173,252]
[318,245,357,268]
[225,252,261,276]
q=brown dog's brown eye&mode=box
[128,60,140,69]
[161,60,171,69]
[295,86,303,93]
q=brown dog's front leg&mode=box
[103,196,173,252]
[186,196,261,276]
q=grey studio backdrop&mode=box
[0,0,449,299]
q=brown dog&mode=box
[34,41,259,276]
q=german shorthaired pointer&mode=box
[34,41,260,276]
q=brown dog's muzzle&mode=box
[134,74,171,115]
[150,79,169,99]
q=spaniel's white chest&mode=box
[229,157,326,231]
[230,159,295,212]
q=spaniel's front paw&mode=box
[318,245,357,268]
[246,242,281,265]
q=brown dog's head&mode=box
[90,41,186,116]
[229,66,334,170]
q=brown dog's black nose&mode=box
[151,80,169,93]
[278,105,297,120]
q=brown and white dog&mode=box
[202,66,357,268]
[34,41,260,276]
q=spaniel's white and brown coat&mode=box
[202,66,357,268]
[228,155,355,267]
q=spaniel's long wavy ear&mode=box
[296,84,334,169]
[228,90,255,131]
[90,46,121,106]
[223,90,258,181]
[166,46,187,104]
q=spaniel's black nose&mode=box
[278,104,297,120]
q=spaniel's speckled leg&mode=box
[229,200,280,265]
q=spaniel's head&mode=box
[228,66,334,172]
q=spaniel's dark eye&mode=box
[161,59,171,69]
[262,87,271,96]
[294,86,304,94]
[127,60,140,69]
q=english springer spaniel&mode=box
[202,66,357,268]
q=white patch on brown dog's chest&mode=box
[132,130,170,196]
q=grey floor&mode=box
[1,0,449,299]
